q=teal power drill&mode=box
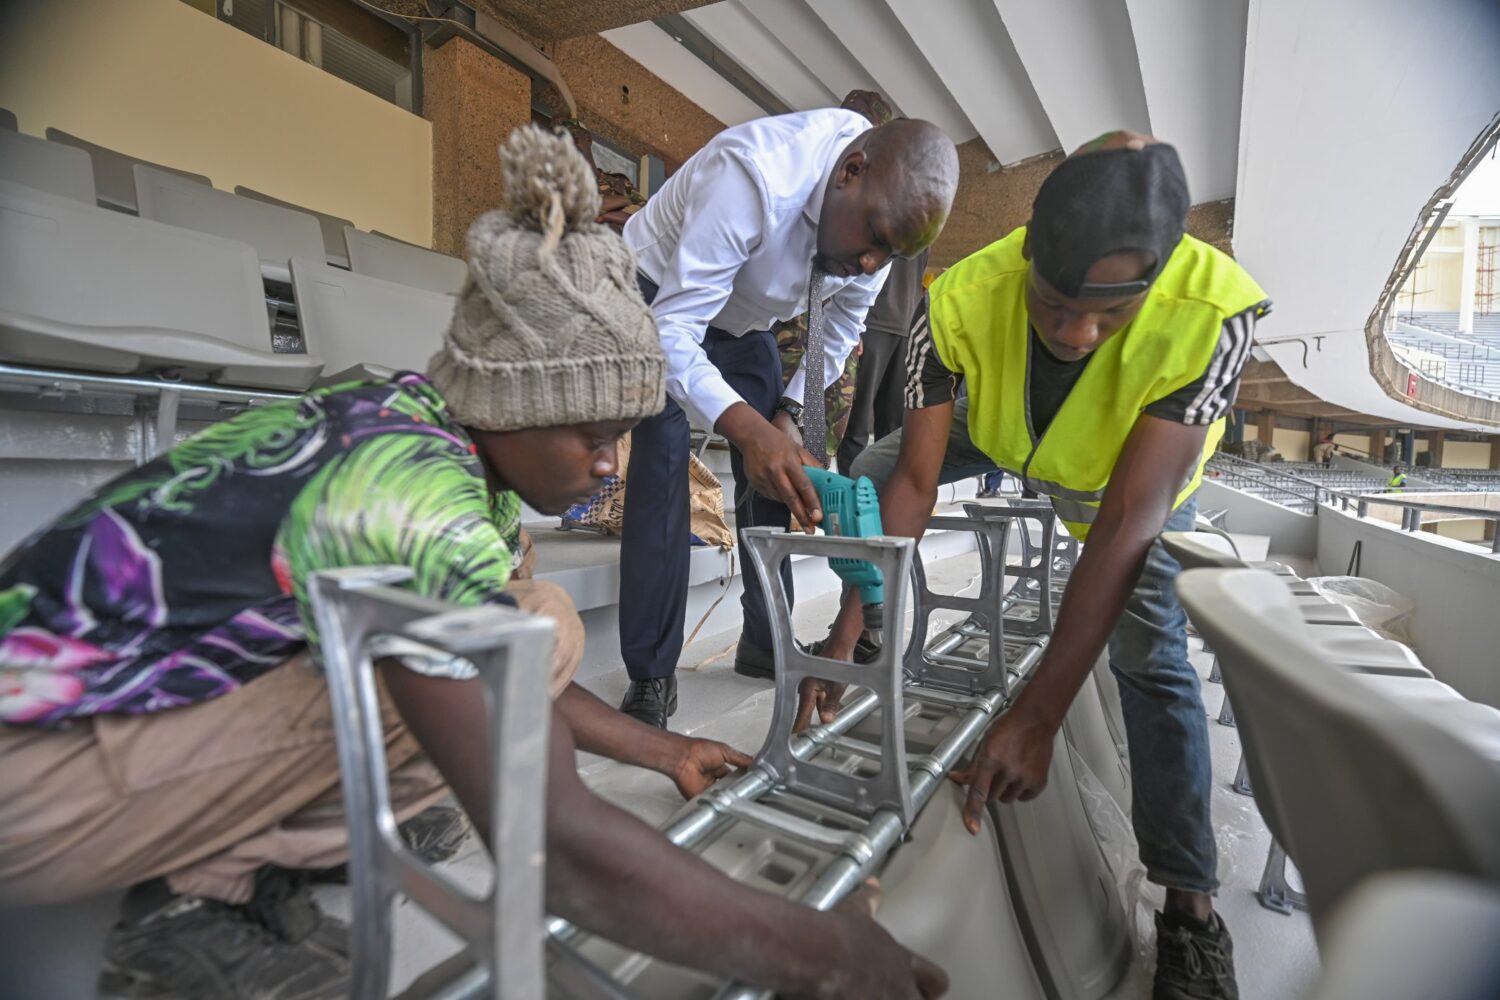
[803,466,887,646]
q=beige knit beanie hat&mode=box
[427,125,665,430]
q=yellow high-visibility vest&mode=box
[928,227,1268,539]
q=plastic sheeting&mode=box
[1307,576,1416,645]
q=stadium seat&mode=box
[0,129,96,204]
[134,166,324,283]
[290,256,454,384]
[345,226,468,296]
[0,180,323,390]
[1177,568,1500,929]
[44,128,211,213]
[1308,872,1500,1000]
[235,185,356,269]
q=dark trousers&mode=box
[836,329,908,475]
[619,276,793,680]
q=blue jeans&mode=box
[851,397,1218,893]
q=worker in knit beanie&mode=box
[428,124,666,432]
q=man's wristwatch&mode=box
[775,399,805,426]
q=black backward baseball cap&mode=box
[1029,143,1191,299]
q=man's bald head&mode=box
[815,118,958,276]
[862,119,960,252]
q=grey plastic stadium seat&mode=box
[1190,519,1300,576]
[0,129,96,203]
[0,180,323,390]
[235,186,355,268]
[1162,531,1318,594]
[1162,531,1363,628]
[0,107,16,131]
[1310,872,1500,1000]
[135,166,324,283]
[1177,568,1500,928]
[290,257,454,384]
[345,226,468,295]
[44,128,211,213]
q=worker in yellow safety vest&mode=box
[1389,465,1408,492]
[800,131,1269,1000]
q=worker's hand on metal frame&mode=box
[792,677,847,733]
[949,708,1055,834]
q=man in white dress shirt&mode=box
[617,110,958,727]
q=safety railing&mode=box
[1324,490,1500,554]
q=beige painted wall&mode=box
[1332,432,1370,457]
[1236,425,1310,460]
[1271,428,1311,461]
[0,0,432,246]
[1435,519,1490,543]
[1441,440,1495,469]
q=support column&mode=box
[1459,216,1479,335]
[1428,430,1446,468]
[424,38,532,257]
[1490,435,1500,471]
[1401,431,1415,467]
[1370,429,1387,464]
[1257,410,1276,448]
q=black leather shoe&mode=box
[733,637,775,680]
[620,676,678,729]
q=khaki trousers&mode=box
[0,536,581,907]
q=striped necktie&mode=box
[801,269,828,467]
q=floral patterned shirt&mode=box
[0,374,521,726]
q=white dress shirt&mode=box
[624,109,889,431]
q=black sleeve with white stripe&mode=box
[903,295,962,409]
[1144,301,1270,425]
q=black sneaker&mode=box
[101,872,350,999]
[395,804,470,863]
[307,805,471,884]
[620,675,677,729]
[1153,910,1239,1000]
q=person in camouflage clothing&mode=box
[773,89,894,467]
[562,118,648,235]
[774,315,859,461]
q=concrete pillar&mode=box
[1257,410,1276,446]
[1490,435,1500,471]
[424,38,532,257]
[1370,429,1387,464]
[1428,430,1446,468]
[1228,408,1245,444]
[1401,431,1415,467]
[1459,216,1479,334]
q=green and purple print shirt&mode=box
[0,374,521,727]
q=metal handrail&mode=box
[1211,476,1318,509]
[1324,490,1500,554]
